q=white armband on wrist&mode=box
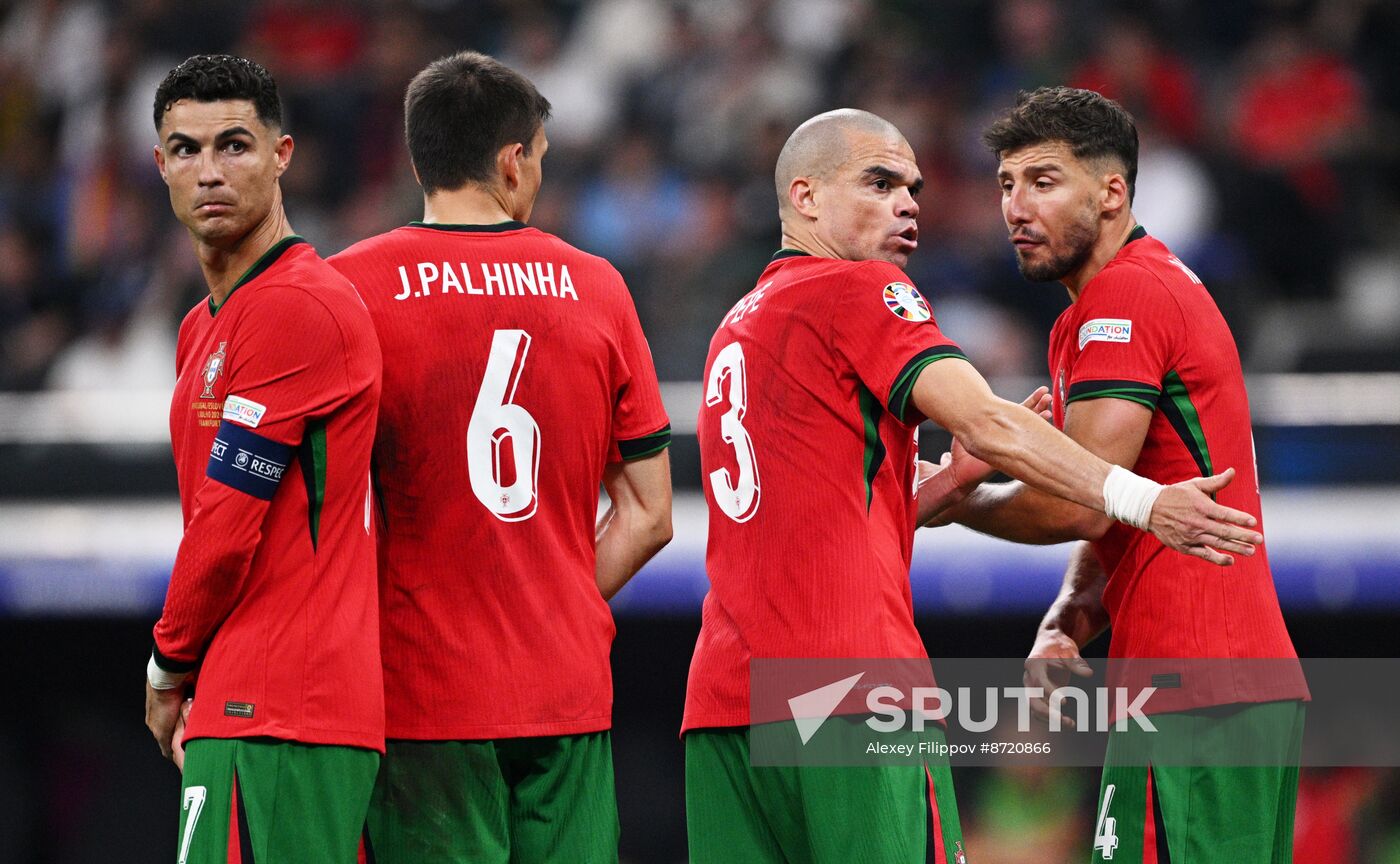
[1102,465,1163,530]
[147,653,190,690]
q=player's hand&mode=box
[145,680,186,763]
[943,386,1055,493]
[1023,630,1094,728]
[171,698,193,772]
[1022,385,1053,422]
[1147,468,1263,565]
[915,456,945,489]
[916,455,957,527]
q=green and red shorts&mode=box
[686,723,967,863]
[177,737,378,864]
[1090,700,1305,863]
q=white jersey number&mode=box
[467,329,541,522]
[705,341,761,522]
[177,785,207,864]
[1093,783,1119,860]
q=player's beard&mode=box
[1015,205,1099,283]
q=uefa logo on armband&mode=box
[882,282,931,322]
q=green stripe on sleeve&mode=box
[887,345,968,424]
[618,424,672,461]
[1066,378,1161,410]
[1067,391,1159,410]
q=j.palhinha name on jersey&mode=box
[395,261,580,301]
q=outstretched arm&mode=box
[908,358,1260,564]
[942,396,1153,544]
[916,386,1050,526]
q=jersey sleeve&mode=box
[1065,265,1183,410]
[608,273,671,461]
[830,261,966,427]
[153,289,353,672]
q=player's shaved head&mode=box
[775,109,906,217]
[773,109,922,267]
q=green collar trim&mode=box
[209,235,307,316]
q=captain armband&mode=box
[206,421,293,500]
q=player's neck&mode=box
[1061,215,1138,303]
[422,187,521,227]
[779,228,840,261]
[196,207,296,308]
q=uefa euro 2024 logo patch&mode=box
[883,282,931,322]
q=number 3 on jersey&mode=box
[468,329,540,522]
[706,341,761,522]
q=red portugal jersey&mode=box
[1049,226,1307,707]
[155,237,385,751]
[682,252,967,732]
[329,221,670,740]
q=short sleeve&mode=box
[1066,265,1182,410]
[830,261,966,427]
[608,275,671,461]
[222,289,352,446]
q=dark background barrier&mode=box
[3,613,1398,863]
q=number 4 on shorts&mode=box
[178,785,207,864]
[1094,782,1119,860]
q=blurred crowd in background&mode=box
[2,0,1399,392]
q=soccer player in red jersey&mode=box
[143,55,384,862]
[328,53,672,863]
[683,108,1267,863]
[939,87,1307,862]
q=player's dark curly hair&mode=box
[153,55,282,132]
[404,51,552,195]
[983,87,1138,203]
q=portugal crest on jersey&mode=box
[882,282,931,322]
[954,841,968,864]
[201,341,228,398]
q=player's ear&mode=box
[1101,171,1129,217]
[789,176,818,219]
[153,144,169,183]
[499,141,525,190]
[274,134,294,178]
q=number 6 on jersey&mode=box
[468,329,541,522]
[706,341,761,522]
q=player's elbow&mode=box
[622,495,672,556]
[643,508,674,555]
